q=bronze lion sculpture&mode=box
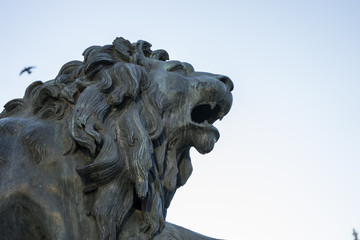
[0,37,233,240]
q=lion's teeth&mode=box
[204,120,209,124]
[210,102,216,110]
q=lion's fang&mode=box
[210,102,216,110]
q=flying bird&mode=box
[354,229,359,240]
[20,66,36,75]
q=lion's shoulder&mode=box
[0,117,69,165]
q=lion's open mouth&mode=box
[191,103,222,125]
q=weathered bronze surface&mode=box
[0,37,233,240]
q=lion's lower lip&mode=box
[189,123,220,154]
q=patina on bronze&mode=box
[0,37,233,240]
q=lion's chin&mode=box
[190,124,220,154]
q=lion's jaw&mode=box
[149,59,233,155]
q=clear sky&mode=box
[1,1,359,239]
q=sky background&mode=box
[1,1,359,239]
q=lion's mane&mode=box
[0,38,190,239]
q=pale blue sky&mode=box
[1,1,359,239]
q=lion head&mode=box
[0,37,233,239]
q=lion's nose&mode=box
[217,75,234,92]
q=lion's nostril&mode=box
[217,75,234,92]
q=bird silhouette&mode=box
[20,66,36,75]
[354,229,359,240]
